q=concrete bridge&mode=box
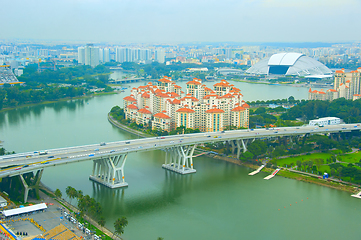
[1,123,360,202]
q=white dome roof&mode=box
[246,52,332,76]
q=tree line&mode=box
[280,98,361,123]
[0,85,87,110]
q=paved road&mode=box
[0,123,359,178]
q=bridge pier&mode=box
[162,145,197,174]
[19,169,43,203]
[229,139,250,159]
[89,154,128,188]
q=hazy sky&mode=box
[1,0,361,43]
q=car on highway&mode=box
[14,167,21,170]
[48,155,54,159]
[138,146,143,149]
[94,149,99,151]
[110,150,115,153]
[125,141,130,144]
[170,141,174,143]
[221,131,225,133]
[274,131,278,133]
[100,142,106,146]
[23,165,29,168]
[342,127,346,129]
[89,154,95,157]
[214,136,218,138]
[41,161,49,164]
[123,148,129,150]
[160,137,165,139]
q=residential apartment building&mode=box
[123,77,249,132]
[309,68,361,101]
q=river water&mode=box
[0,81,359,240]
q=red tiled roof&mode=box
[186,80,202,85]
[173,99,181,104]
[158,78,172,83]
[231,106,245,112]
[127,104,138,110]
[327,89,337,92]
[141,92,150,98]
[170,92,180,98]
[174,85,181,88]
[153,113,171,119]
[123,96,137,102]
[138,108,152,114]
[222,93,233,98]
[176,108,195,113]
[206,108,224,113]
[157,93,169,98]
[242,103,250,108]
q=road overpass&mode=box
[1,123,360,202]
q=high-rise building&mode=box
[78,44,100,67]
[99,48,110,63]
[116,47,152,63]
[155,49,165,63]
[77,47,85,65]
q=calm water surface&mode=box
[0,81,358,240]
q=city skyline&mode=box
[1,0,361,43]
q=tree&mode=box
[54,189,62,198]
[114,217,128,237]
[0,148,5,156]
[98,216,106,227]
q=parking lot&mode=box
[4,191,94,240]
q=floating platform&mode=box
[89,175,128,188]
[264,168,280,180]
[249,165,265,176]
[162,164,196,174]
[351,191,361,199]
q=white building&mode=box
[155,49,165,63]
[78,44,100,67]
[309,117,341,126]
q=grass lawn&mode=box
[338,151,361,163]
[272,152,333,167]
[317,165,331,173]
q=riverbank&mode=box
[108,117,360,194]
[107,113,151,138]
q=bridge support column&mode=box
[19,169,44,203]
[162,145,197,174]
[229,140,237,155]
[89,154,128,188]
[235,139,249,159]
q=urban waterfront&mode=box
[0,81,359,240]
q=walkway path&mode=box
[107,113,150,138]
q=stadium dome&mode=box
[246,52,332,77]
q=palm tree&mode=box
[65,186,72,201]
[114,217,128,237]
[54,189,62,199]
[98,216,106,227]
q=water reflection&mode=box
[1,99,90,128]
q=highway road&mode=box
[0,123,359,178]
